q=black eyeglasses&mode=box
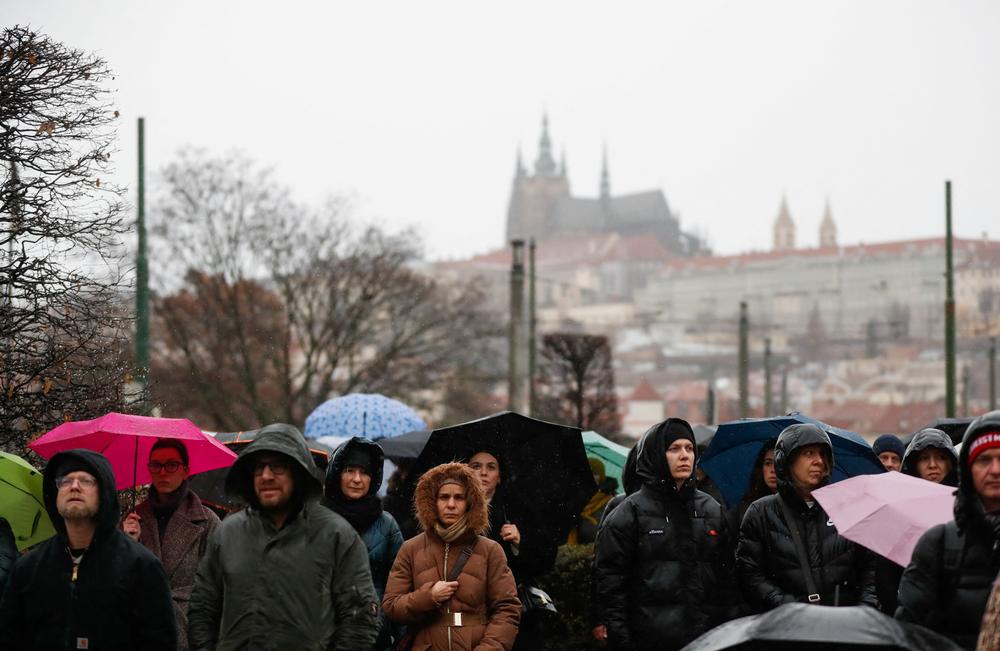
[148,461,184,474]
[253,459,291,476]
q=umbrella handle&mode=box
[132,437,138,513]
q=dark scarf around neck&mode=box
[327,491,383,533]
[150,480,189,518]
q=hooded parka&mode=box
[896,411,1000,650]
[595,418,738,651]
[0,449,176,650]
[188,423,379,651]
[735,423,878,612]
[325,437,404,651]
[901,428,959,486]
[382,462,521,651]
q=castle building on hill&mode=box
[505,115,710,257]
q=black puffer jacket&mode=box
[901,428,959,486]
[735,423,878,612]
[0,449,176,650]
[896,410,1000,650]
[595,419,738,651]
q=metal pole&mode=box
[136,118,150,411]
[780,366,789,415]
[990,337,997,411]
[962,364,970,417]
[528,239,537,416]
[945,180,956,417]
[764,337,773,417]
[705,382,715,425]
[508,240,526,413]
[739,301,749,418]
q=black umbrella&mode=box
[921,418,973,446]
[188,430,334,512]
[379,429,431,461]
[680,603,961,651]
[413,411,596,545]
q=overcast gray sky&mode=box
[8,0,999,260]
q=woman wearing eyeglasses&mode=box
[122,438,220,651]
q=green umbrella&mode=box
[582,431,631,495]
[0,452,56,551]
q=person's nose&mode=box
[260,465,275,480]
[989,459,1000,475]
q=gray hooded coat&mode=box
[188,423,379,651]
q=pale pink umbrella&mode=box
[813,471,955,567]
[29,412,238,491]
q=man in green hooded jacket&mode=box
[189,423,379,650]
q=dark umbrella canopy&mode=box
[379,429,431,461]
[680,603,962,651]
[902,418,973,447]
[700,413,884,507]
[413,411,596,546]
[188,430,333,511]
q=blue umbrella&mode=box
[303,393,426,441]
[699,413,884,507]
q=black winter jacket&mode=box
[735,424,878,612]
[0,518,15,597]
[896,411,1000,650]
[595,419,738,651]
[0,449,176,650]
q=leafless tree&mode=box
[1,26,130,452]
[536,332,621,434]
[149,151,499,431]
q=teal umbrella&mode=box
[582,431,631,495]
[0,452,56,551]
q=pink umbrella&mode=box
[29,412,237,491]
[813,471,955,567]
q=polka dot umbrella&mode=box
[303,393,426,442]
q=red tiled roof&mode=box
[630,377,661,401]
[661,237,1000,274]
[437,233,672,271]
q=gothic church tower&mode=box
[819,198,837,248]
[773,196,796,251]
[505,115,571,243]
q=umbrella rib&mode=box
[0,476,43,504]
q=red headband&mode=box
[967,431,1000,467]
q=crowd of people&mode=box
[1,409,999,650]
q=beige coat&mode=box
[136,488,220,651]
[382,463,520,651]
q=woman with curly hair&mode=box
[383,462,521,651]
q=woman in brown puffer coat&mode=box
[383,462,521,651]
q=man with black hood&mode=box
[736,423,878,611]
[896,410,1000,649]
[595,418,737,651]
[0,449,176,650]
[188,423,379,651]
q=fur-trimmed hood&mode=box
[413,462,489,536]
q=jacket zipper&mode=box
[444,542,452,651]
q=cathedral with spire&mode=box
[505,115,710,256]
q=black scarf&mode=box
[326,491,383,534]
[149,480,189,539]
